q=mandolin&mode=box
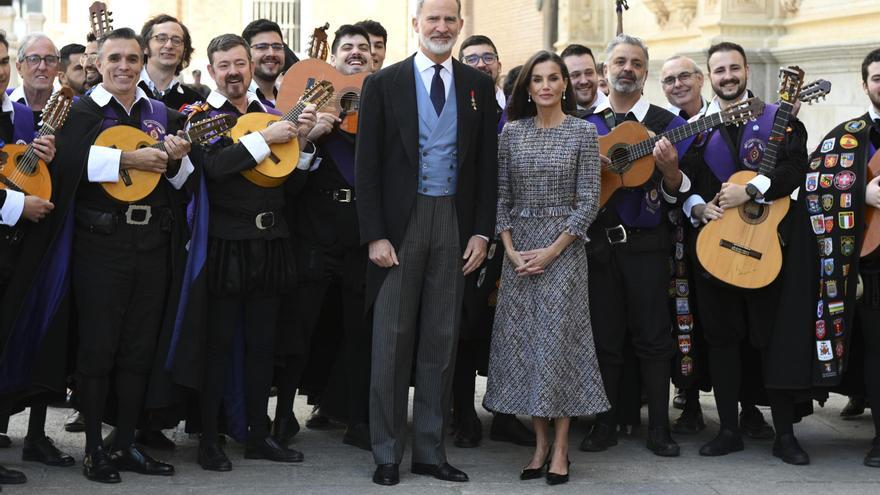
[0,87,75,201]
[99,114,237,203]
[598,97,765,206]
[696,67,805,289]
[276,23,365,135]
[233,80,334,188]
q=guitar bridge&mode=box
[719,240,762,260]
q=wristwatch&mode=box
[745,183,762,200]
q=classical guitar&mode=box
[861,152,880,258]
[0,87,75,201]
[88,1,113,39]
[233,80,334,188]
[696,67,805,289]
[598,97,765,206]
[276,23,366,135]
[99,114,237,203]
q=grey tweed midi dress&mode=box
[483,115,610,418]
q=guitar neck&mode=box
[627,112,724,160]
[22,122,57,160]
[757,101,793,176]
[151,129,195,153]
[282,102,307,126]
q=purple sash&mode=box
[703,103,778,182]
[101,97,169,136]
[323,132,356,187]
[10,101,35,143]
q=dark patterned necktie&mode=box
[430,64,445,116]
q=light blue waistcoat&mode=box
[414,63,459,197]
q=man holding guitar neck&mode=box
[579,34,694,458]
[271,23,374,453]
[190,33,317,472]
[683,42,809,463]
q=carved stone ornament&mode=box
[780,0,802,14]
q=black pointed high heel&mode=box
[546,456,570,485]
[520,450,551,480]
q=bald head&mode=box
[660,55,704,118]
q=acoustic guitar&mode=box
[276,23,366,134]
[99,114,237,203]
[598,97,765,206]
[696,67,805,289]
[0,87,75,201]
[861,152,880,258]
[233,80,334,188]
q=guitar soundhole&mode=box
[738,201,769,225]
[608,146,629,174]
[13,154,35,176]
[339,92,359,113]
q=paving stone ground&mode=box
[1,381,878,494]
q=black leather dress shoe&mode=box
[135,430,175,451]
[198,443,232,472]
[454,414,482,448]
[271,415,301,447]
[579,423,617,452]
[773,433,810,465]
[64,411,85,433]
[411,462,469,482]
[372,463,399,486]
[841,396,867,418]
[490,414,536,446]
[244,436,304,462]
[342,423,372,451]
[672,406,706,435]
[111,444,174,476]
[0,434,10,448]
[83,447,121,484]
[0,464,26,484]
[22,435,75,467]
[699,428,744,456]
[647,427,680,457]
[864,437,880,467]
[740,406,774,440]
[672,389,687,410]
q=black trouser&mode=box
[73,222,170,453]
[588,241,674,430]
[694,272,779,433]
[200,294,280,444]
[858,303,880,437]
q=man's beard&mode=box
[254,57,282,82]
[420,32,455,56]
[714,77,748,102]
[610,72,643,94]
[868,91,880,114]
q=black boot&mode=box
[22,435,75,467]
[343,423,372,451]
[271,415,301,447]
[672,404,706,435]
[646,427,680,457]
[579,422,617,452]
[64,411,85,433]
[772,433,810,465]
[453,413,482,448]
[841,396,867,418]
[699,428,744,456]
[244,436,304,462]
[865,437,880,468]
[489,414,536,446]
[305,406,332,429]
[198,441,232,472]
[0,464,26,484]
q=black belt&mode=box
[598,223,666,251]
[212,205,278,230]
[76,204,170,234]
[320,188,355,203]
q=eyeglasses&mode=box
[80,53,98,65]
[150,34,184,47]
[661,71,696,87]
[252,42,285,52]
[23,54,59,67]
[463,53,497,66]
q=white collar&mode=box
[495,86,506,109]
[414,50,453,76]
[869,105,880,123]
[1,92,13,114]
[594,94,649,122]
[248,79,277,102]
[667,97,709,120]
[706,92,749,117]
[8,85,27,106]
[90,84,150,115]
[206,89,267,112]
[139,66,183,96]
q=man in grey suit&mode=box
[355,0,498,486]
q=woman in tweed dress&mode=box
[483,51,609,485]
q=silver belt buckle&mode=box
[606,224,628,245]
[124,205,152,226]
[255,212,275,230]
[333,189,353,203]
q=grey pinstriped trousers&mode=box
[370,195,464,466]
